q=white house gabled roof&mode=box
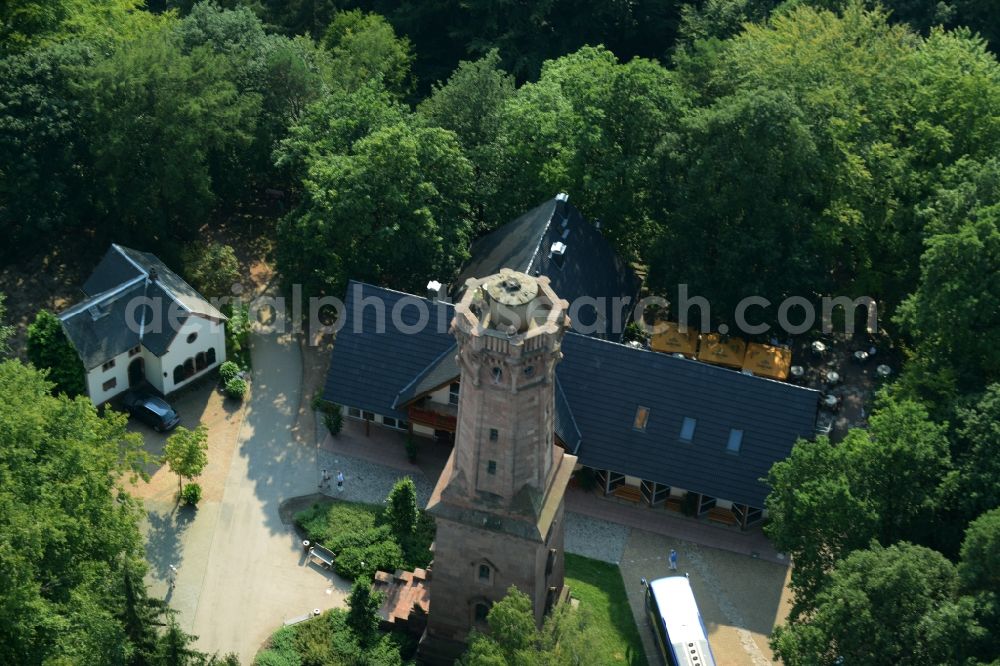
[60,245,226,370]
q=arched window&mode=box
[195,352,207,371]
[490,366,502,384]
[474,603,490,623]
[173,365,185,384]
[478,564,491,581]
[206,347,217,365]
[183,358,195,379]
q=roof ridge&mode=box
[392,343,458,409]
[59,275,147,320]
[523,197,560,275]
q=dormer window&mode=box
[680,417,697,442]
[633,406,650,431]
[102,359,116,372]
[726,429,744,454]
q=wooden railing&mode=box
[408,406,457,432]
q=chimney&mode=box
[427,280,443,300]
[549,241,567,269]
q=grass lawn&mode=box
[565,553,647,665]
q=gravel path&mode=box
[563,512,630,563]
[316,449,435,506]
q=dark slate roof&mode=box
[117,246,224,318]
[324,282,456,421]
[61,245,222,369]
[453,196,640,341]
[60,282,144,370]
[324,283,818,507]
[393,344,459,410]
[390,340,583,453]
[82,247,144,296]
[557,334,819,507]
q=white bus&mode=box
[642,575,717,666]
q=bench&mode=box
[706,507,739,527]
[664,496,683,513]
[612,485,643,504]
[308,544,335,569]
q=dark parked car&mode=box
[122,391,180,432]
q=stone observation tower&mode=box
[419,269,578,662]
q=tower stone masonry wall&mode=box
[420,270,577,663]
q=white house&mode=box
[59,244,228,405]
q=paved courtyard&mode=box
[140,322,351,664]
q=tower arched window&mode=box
[474,602,490,623]
[490,366,503,384]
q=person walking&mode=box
[168,564,178,588]
[336,470,345,492]
[668,549,678,571]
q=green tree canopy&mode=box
[70,20,260,245]
[277,119,474,297]
[765,394,950,611]
[771,542,963,666]
[896,216,1000,394]
[461,585,604,665]
[0,0,147,54]
[0,293,12,356]
[26,309,85,396]
[323,10,414,98]
[162,425,209,493]
[0,360,150,663]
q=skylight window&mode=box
[726,429,744,453]
[679,417,697,442]
[633,406,650,431]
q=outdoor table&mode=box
[790,365,805,378]
[826,371,840,384]
[811,341,826,353]
[853,350,869,363]
[876,364,892,378]
[822,394,839,409]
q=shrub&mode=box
[181,482,203,506]
[324,409,343,436]
[26,310,86,396]
[335,540,403,581]
[256,626,302,666]
[219,360,240,384]
[295,502,378,547]
[182,242,241,300]
[347,577,384,645]
[386,477,418,537]
[225,377,248,400]
[224,303,251,369]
